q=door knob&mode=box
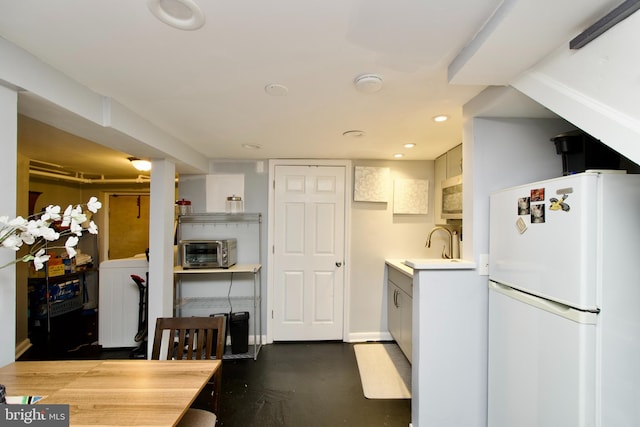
[336,262,342,267]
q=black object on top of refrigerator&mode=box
[551,129,640,176]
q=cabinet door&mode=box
[446,144,462,177]
[387,282,401,342]
[396,287,412,363]
[434,154,447,223]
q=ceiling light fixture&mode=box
[404,143,416,148]
[264,83,289,96]
[393,153,404,158]
[342,130,366,138]
[242,144,262,150]
[129,157,152,172]
[433,115,449,122]
[147,0,205,31]
[353,74,383,94]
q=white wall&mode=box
[458,91,575,427]
[512,10,640,166]
[0,84,18,366]
[464,113,571,263]
[180,159,445,341]
[349,160,442,340]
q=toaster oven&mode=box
[180,239,237,269]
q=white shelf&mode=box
[174,264,261,275]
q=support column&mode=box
[146,158,176,357]
[0,84,18,366]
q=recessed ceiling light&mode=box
[393,153,404,158]
[353,74,383,94]
[433,115,449,122]
[147,0,205,31]
[342,130,366,138]
[404,143,416,148]
[264,83,288,96]
[242,144,262,150]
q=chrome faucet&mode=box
[426,226,458,259]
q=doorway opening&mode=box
[104,193,150,260]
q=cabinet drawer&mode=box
[388,267,412,297]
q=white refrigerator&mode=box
[488,170,640,427]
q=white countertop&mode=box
[404,258,476,270]
[385,259,414,277]
[386,258,476,272]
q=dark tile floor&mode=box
[213,342,411,427]
[20,341,411,427]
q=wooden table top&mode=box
[0,359,221,426]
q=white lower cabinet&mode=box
[387,267,412,363]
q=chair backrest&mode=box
[151,316,226,361]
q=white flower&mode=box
[8,216,28,230]
[19,231,35,245]
[61,205,73,227]
[2,234,23,251]
[0,197,101,271]
[62,205,86,232]
[65,236,78,258]
[32,249,50,271]
[87,221,98,234]
[87,197,102,213]
[41,205,62,222]
[40,227,60,241]
[25,219,43,236]
[70,220,84,236]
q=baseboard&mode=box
[347,331,393,343]
[15,338,32,359]
[258,332,392,345]
[226,334,267,346]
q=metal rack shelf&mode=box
[176,296,260,310]
[178,212,261,224]
[175,213,262,360]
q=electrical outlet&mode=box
[478,253,489,276]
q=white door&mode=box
[273,165,346,341]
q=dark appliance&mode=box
[229,311,249,354]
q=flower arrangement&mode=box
[0,197,102,271]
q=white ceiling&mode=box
[0,0,623,178]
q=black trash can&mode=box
[209,313,229,355]
[229,311,249,354]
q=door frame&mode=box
[266,159,352,344]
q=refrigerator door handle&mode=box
[489,281,599,324]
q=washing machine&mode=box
[98,255,149,348]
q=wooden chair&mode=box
[151,316,226,425]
